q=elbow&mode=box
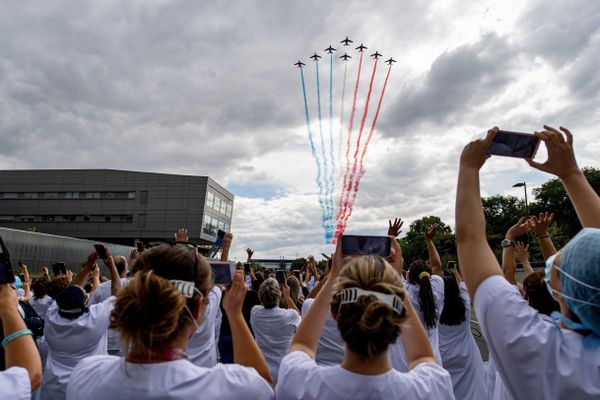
[30,370,42,392]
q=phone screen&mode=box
[488,130,540,158]
[341,235,392,257]
[275,270,286,285]
[94,244,108,259]
[243,263,251,275]
[52,262,67,276]
[210,261,235,285]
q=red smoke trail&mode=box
[335,52,364,232]
[336,59,378,236]
[337,64,393,233]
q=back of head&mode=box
[330,256,406,358]
[252,271,265,292]
[258,278,281,309]
[47,277,69,299]
[408,260,438,329]
[31,278,48,299]
[523,270,559,316]
[439,277,466,326]
[114,256,127,277]
[56,286,88,319]
[110,245,212,355]
[287,276,302,303]
[558,228,600,337]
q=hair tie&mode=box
[338,287,404,316]
[419,271,431,280]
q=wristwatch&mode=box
[501,239,515,248]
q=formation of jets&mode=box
[294,37,394,68]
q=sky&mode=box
[1,0,599,260]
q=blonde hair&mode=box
[110,245,211,356]
[259,278,281,309]
[330,256,406,358]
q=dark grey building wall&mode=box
[0,169,234,245]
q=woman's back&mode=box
[67,355,273,400]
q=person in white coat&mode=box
[456,126,600,399]
[276,239,454,400]
[66,244,274,400]
[42,251,122,400]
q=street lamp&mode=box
[512,182,529,220]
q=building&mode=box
[0,169,234,246]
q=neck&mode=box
[341,349,391,375]
[127,332,191,363]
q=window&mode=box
[121,215,133,223]
[225,204,232,217]
[104,216,112,222]
[83,216,91,222]
[23,193,38,199]
[128,191,136,199]
[85,192,100,199]
[103,192,116,199]
[140,191,148,205]
[0,216,14,221]
[1,193,17,199]
[138,214,146,228]
[42,216,55,222]
[43,192,59,199]
[20,216,34,222]
[206,192,214,209]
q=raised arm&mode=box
[289,245,343,359]
[527,126,600,228]
[0,284,42,391]
[424,225,442,276]
[528,212,557,260]
[456,128,504,299]
[104,249,122,297]
[388,218,404,238]
[246,248,254,263]
[400,294,437,369]
[223,271,272,385]
[88,265,100,297]
[501,218,529,285]
[72,252,98,288]
[281,284,300,315]
[221,233,233,261]
[514,242,534,275]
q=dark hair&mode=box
[252,271,265,292]
[31,278,48,299]
[523,271,560,316]
[56,286,88,319]
[47,277,69,299]
[330,256,406,358]
[115,260,127,276]
[408,260,438,329]
[440,277,466,326]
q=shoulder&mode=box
[430,275,444,291]
[205,364,274,398]
[0,366,31,400]
[401,362,454,397]
[279,351,320,379]
[71,355,119,383]
[301,298,314,315]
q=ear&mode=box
[330,307,339,322]
[192,295,206,322]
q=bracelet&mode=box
[1,329,33,348]
[539,235,550,239]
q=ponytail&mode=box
[409,260,438,329]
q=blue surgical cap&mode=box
[12,275,22,289]
[559,228,600,337]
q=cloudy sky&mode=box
[1,0,599,260]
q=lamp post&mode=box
[513,182,529,244]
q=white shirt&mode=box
[475,275,600,399]
[90,279,129,353]
[250,305,301,383]
[301,299,344,366]
[438,282,487,400]
[188,286,222,367]
[0,367,30,400]
[389,275,445,371]
[42,296,115,400]
[30,295,53,321]
[276,351,455,400]
[66,355,274,400]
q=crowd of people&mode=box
[1,125,599,399]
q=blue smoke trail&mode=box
[300,68,328,235]
[315,59,333,241]
[328,53,335,242]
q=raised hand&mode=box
[223,271,247,316]
[460,127,496,170]
[388,218,404,237]
[246,248,254,262]
[528,212,554,237]
[514,241,529,263]
[506,217,530,241]
[320,253,331,260]
[526,126,579,179]
[174,228,189,242]
[387,237,404,276]
[66,270,73,283]
[424,224,438,241]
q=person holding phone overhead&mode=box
[42,248,122,400]
[276,238,453,399]
[67,244,273,400]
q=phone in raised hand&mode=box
[488,130,541,159]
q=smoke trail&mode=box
[337,62,348,190]
[328,53,335,234]
[299,68,327,232]
[315,59,333,240]
[338,64,393,232]
[335,51,363,232]
[337,59,378,233]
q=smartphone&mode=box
[488,130,541,159]
[52,262,67,276]
[243,263,251,275]
[0,236,15,284]
[275,270,286,285]
[94,244,108,260]
[136,241,145,252]
[209,261,236,285]
[447,261,456,269]
[292,269,301,279]
[341,235,392,257]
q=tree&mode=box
[400,216,452,265]
[531,167,600,245]
[290,257,307,271]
